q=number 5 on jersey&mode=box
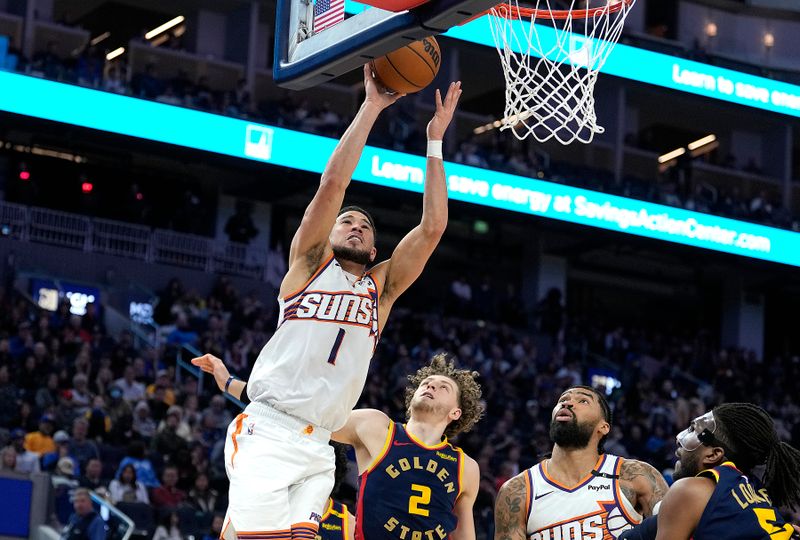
[327,328,346,365]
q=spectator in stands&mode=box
[24,414,56,456]
[0,445,17,472]
[152,511,183,540]
[224,199,259,244]
[147,369,176,405]
[186,472,220,514]
[108,464,149,504]
[76,46,103,88]
[116,441,159,488]
[66,373,92,418]
[202,395,232,431]
[166,313,199,348]
[0,364,18,427]
[150,466,186,510]
[79,458,104,490]
[202,514,225,540]
[151,406,188,463]
[131,401,156,439]
[43,429,71,471]
[8,428,40,473]
[69,418,99,470]
[53,456,81,525]
[113,366,145,403]
[60,488,106,540]
[450,275,473,315]
[102,66,126,94]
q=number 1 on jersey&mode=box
[327,328,346,365]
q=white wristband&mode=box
[427,140,443,160]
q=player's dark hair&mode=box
[330,441,349,497]
[568,385,613,454]
[713,402,800,509]
[338,206,376,236]
[405,354,484,438]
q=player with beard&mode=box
[194,353,483,540]
[648,403,800,540]
[193,65,463,540]
[494,386,669,540]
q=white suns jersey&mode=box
[525,455,642,540]
[247,254,380,431]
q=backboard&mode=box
[273,0,497,89]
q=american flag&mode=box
[314,0,345,33]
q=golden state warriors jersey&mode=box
[356,423,464,540]
[693,462,794,540]
[526,455,642,540]
[247,254,380,431]
[317,500,351,540]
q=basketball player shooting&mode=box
[494,386,669,540]
[192,65,462,540]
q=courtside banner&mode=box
[1,70,798,267]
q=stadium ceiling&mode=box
[54,0,255,22]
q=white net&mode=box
[488,0,635,145]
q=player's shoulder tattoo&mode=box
[495,473,528,540]
[619,459,669,516]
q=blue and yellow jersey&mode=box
[694,461,794,540]
[355,423,464,540]
[317,500,351,540]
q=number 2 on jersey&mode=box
[409,484,431,517]
[327,328,346,365]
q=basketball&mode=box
[369,36,441,94]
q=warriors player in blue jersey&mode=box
[195,353,483,540]
[193,67,462,540]
[652,403,800,540]
[494,386,669,540]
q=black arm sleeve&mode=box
[618,516,658,540]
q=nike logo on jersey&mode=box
[534,491,554,500]
[393,441,414,446]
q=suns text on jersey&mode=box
[530,511,613,540]
[289,292,374,327]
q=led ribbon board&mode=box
[1,71,799,266]
[346,2,800,118]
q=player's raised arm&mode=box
[370,81,462,309]
[284,65,403,284]
[494,473,529,540]
[451,456,480,540]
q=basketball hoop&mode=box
[486,0,635,144]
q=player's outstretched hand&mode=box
[427,81,462,140]
[191,353,230,393]
[363,64,405,109]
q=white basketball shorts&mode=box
[220,401,335,540]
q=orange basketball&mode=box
[370,36,441,94]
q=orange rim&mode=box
[491,0,633,20]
